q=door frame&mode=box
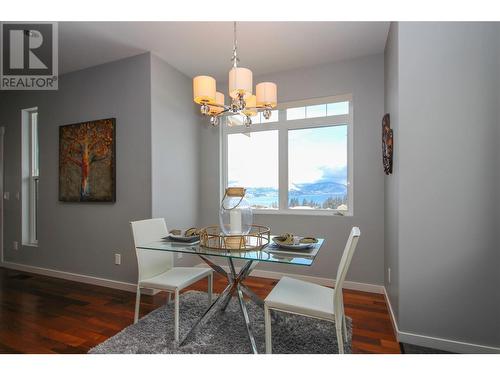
[0,126,4,263]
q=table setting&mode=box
[137,187,326,353]
[165,228,201,244]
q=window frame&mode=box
[221,94,353,216]
[29,111,39,245]
[22,107,39,246]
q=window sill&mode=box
[22,242,38,248]
[252,209,352,217]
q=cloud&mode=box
[288,126,347,184]
[227,131,279,188]
[318,166,348,185]
[227,125,348,188]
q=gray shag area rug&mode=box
[89,290,352,354]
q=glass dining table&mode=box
[137,237,325,354]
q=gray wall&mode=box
[150,54,203,266]
[383,22,400,320]
[200,54,385,285]
[0,53,152,283]
[497,25,500,301]
[386,22,500,348]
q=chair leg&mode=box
[174,289,180,342]
[134,286,141,323]
[167,292,172,305]
[342,315,348,343]
[336,316,344,354]
[264,305,272,354]
[207,273,213,305]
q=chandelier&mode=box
[192,22,278,127]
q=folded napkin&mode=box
[169,227,200,237]
[276,233,318,245]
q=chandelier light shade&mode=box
[256,82,277,108]
[243,95,257,117]
[193,75,216,104]
[192,22,277,127]
[209,92,225,115]
[228,67,253,99]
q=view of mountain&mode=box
[289,181,347,197]
[241,180,348,209]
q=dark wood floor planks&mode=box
[0,267,400,354]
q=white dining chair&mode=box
[264,227,360,354]
[130,218,213,342]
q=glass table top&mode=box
[138,238,325,266]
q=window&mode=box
[22,108,39,245]
[286,101,349,120]
[227,131,279,209]
[288,126,348,210]
[222,95,352,215]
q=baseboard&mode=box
[0,261,159,295]
[382,287,400,338]
[194,262,385,294]
[383,287,500,354]
[398,331,500,354]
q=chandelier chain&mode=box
[231,21,239,68]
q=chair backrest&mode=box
[333,227,361,319]
[130,218,173,283]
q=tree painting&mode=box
[59,118,116,202]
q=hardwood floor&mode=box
[0,267,400,354]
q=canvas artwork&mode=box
[382,113,393,175]
[59,118,116,202]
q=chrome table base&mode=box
[179,256,262,354]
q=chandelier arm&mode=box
[214,109,251,118]
[218,110,256,117]
[208,103,229,109]
[205,105,271,115]
[245,106,267,110]
[213,108,232,117]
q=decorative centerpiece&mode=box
[199,224,270,251]
[219,187,252,234]
[199,187,270,250]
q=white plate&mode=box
[272,241,314,250]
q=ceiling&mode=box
[59,22,390,80]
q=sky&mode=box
[227,125,347,188]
